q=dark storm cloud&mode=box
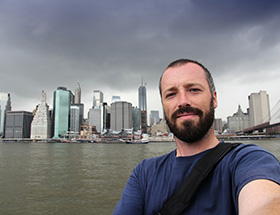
[1,0,280,119]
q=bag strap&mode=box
[156,142,241,215]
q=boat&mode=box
[126,139,149,144]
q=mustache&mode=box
[171,106,203,121]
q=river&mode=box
[0,140,279,214]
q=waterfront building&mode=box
[150,110,160,126]
[248,91,270,127]
[30,91,51,139]
[5,111,33,138]
[132,107,141,131]
[110,101,133,132]
[227,105,250,133]
[53,87,72,138]
[0,92,12,137]
[150,119,169,136]
[70,104,84,138]
[138,82,147,133]
[88,108,102,133]
[74,82,81,104]
[93,90,103,108]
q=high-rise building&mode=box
[74,82,81,104]
[93,90,103,108]
[248,91,270,127]
[132,107,141,131]
[0,92,12,137]
[150,110,160,126]
[111,101,133,132]
[138,82,147,133]
[53,87,71,138]
[88,108,102,133]
[5,111,33,138]
[70,103,84,138]
[31,90,52,139]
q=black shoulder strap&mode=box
[156,142,241,215]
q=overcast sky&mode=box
[1,0,280,122]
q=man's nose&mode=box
[178,91,191,108]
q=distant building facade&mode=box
[110,101,133,131]
[0,92,12,137]
[5,111,33,138]
[88,108,102,133]
[150,119,169,136]
[70,104,84,138]
[150,110,160,126]
[132,107,141,131]
[31,90,52,139]
[248,91,270,127]
[214,118,223,134]
[53,87,72,138]
[93,90,103,108]
[74,82,81,104]
[227,105,250,133]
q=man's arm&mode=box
[238,179,280,215]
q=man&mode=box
[113,59,280,214]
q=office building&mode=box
[53,87,71,138]
[88,108,102,133]
[132,107,141,131]
[74,82,81,104]
[5,111,33,138]
[248,91,270,127]
[111,101,133,132]
[150,110,160,126]
[0,92,12,137]
[31,90,51,139]
[214,118,223,134]
[138,82,147,133]
[93,90,103,108]
[70,104,84,138]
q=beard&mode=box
[165,100,215,143]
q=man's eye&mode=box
[190,88,200,92]
[166,93,176,98]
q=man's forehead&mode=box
[162,63,206,82]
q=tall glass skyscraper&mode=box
[138,84,147,111]
[138,82,147,133]
[0,92,11,137]
[53,87,71,138]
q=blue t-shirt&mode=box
[113,143,280,215]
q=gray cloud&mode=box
[1,0,280,120]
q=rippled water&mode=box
[0,140,279,214]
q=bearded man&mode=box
[113,59,280,215]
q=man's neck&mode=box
[175,127,219,157]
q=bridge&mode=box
[243,97,280,135]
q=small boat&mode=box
[126,139,149,144]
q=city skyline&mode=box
[1,0,280,121]
[2,85,279,123]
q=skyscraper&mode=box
[248,90,270,127]
[70,103,84,138]
[74,82,81,104]
[53,87,71,138]
[111,101,133,132]
[0,92,11,137]
[138,83,147,111]
[31,90,51,139]
[138,82,147,133]
[93,90,103,108]
[150,110,160,126]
